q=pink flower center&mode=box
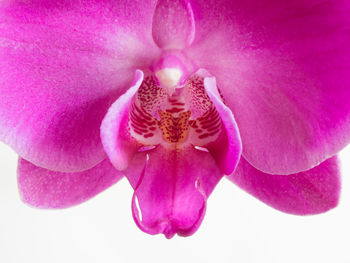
[129,64,224,148]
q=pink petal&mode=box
[152,0,195,49]
[18,158,123,209]
[228,157,340,215]
[124,145,223,238]
[100,70,144,171]
[186,0,350,174]
[0,0,160,172]
[202,73,242,175]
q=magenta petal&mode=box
[18,158,123,209]
[186,0,350,174]
[124,145,222,238]
[0,0,159,172]
[100,71,144,171]
[228,157,340,215]
[202,74,242,175]
[152,0,195,49]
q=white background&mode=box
[0,141,349,263]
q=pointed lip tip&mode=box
[161,222,196,239]
[134,217,202,239]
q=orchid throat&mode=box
[129,55,225,151]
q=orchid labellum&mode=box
[0,0,349,238]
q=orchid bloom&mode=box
[0,0,349,238]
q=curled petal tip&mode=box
[200,72,242,175]
[100,70,145,171]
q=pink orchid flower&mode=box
[0,0,349,238]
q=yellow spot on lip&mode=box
[158,110,191,143]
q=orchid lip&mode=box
[100,68,242,238]
[125,69,241,175]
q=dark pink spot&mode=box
[143,133,154,138]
